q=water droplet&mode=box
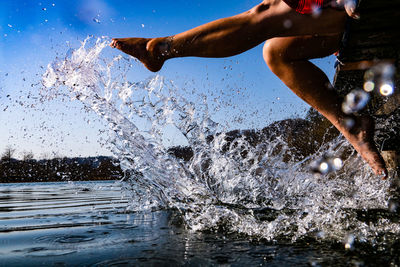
[342,89,370,114]
[382,64,395,78]
[344,0,357,11]
[319,162,329,174]
[316,231,325,238]
[311,4,322,17]
[310,261,322,267]
[363,81,375,92]
[283,19,292,29]
[332,158,343,170]
[379,82,394,96]
[364,69,374,81]
[52,3,55,6]
[42,7,47,11]
[388,199,399,213]
[344,234,355,250]
[343,117,355,129]
[8,24,12,28]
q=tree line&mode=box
[0,146,123,183]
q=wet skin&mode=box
[110,0,388,178]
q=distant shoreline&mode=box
[0,176,120,184]
[0,179,119,185]
[0,156,123,184]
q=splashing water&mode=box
[42,37,212,211]
[42,37,399,244]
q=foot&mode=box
[340,115,388,179]
[110,37,168,72]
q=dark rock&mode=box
[168,108,339,163]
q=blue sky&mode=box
[0,0,337,159]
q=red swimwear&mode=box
[283,0,335,14]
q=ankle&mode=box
[147,37,173,60]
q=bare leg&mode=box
[263,35,388,177]
[109,1,387,177]
[110,0,346,71]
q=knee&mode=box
[262,40,284,71]
[248,0,274,16]
[255,1,271,13]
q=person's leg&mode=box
[262,35,387,177]
[110,0,346,71]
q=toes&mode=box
[379,166,389,180]
[110,39,121,49]
[376,168,388,180]
[373,163,388,180]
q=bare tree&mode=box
[1,146,16,163]
[21,151,34,161]
[52,152,64,160]
[40,152,50,160]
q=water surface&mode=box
[1,181,399,266]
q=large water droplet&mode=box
[380,82,394,96]
[342,89,370,114]
[363,81,375,92]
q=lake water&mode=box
[1,181,399,267]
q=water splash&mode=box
[42,37,398,244]
[42,37,212,211]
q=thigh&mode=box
[255,0,347,37]
[264,33,343,61]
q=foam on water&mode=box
[42,37,399,244]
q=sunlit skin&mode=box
[110,0,388,178]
